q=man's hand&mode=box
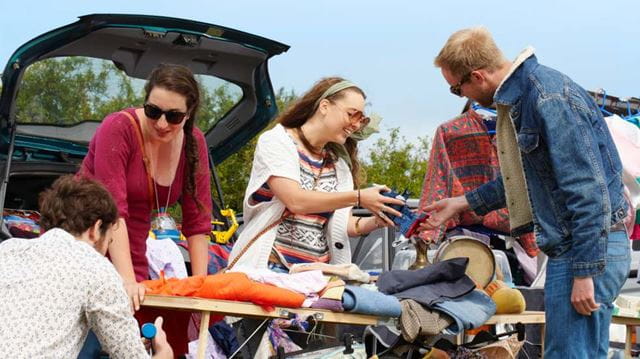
[151,317,174,359]
[418,196,470,231]
[571,276,600,316]
[124,281,146,313]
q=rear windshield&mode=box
[14,56,242,133]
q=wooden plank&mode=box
[142,295,381,326]
[612,315,640,326]
[625,325,633,359]
[457,311,545,349]
[484,311,546,325]
[612,315,640,359]
[143,296,547,327]
[197,312,210,359]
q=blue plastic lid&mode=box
[152,228,181,240]
[141,323,157,339]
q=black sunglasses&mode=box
[143,103,187,124]
[449,72,472,97]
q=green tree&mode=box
[95,63,144,116]
[15,57,111,123]
[196,81,241,131]
[361,128,430,197]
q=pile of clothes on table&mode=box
[366,257,527,358]
[144,234,527,359]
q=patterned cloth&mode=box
[177,241,233,274]
[146,236,188,279]
[2,209,41,238]
[604,115,640,240]
[419,110,539,257]
[250,138,338,264]
[0,228,148,358]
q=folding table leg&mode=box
[540,324,545,358]
[197,311,211,359]
[625,325,633,359]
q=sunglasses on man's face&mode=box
[143,103,188,124]
[449,72,472,97]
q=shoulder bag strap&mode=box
[120,111,155,210]
[226,210,290,271]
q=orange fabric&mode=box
[143,272,305,308]
[143,274,205,296]
[466,325,491,335]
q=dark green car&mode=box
[0,13,289,238]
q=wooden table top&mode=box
[143,295,547,326]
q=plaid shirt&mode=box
[418,110,539,257]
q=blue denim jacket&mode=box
[466,54,627,277]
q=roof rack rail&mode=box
[589,89,640,117]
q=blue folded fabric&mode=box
[342,285,402,317]
[377,257,476,306]
[433,289,496,335]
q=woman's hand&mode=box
[372,215,394,228]
[124,281,147,313]
[359,185,405,225]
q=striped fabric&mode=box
[250,139,338,264]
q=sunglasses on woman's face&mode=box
[143,103,187,124]
[332,102,371,128]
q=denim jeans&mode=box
[434,289,497,335]
[543,230,630,358]
[77,330,101,359]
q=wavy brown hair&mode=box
[277,77,365,187]
[144,64,204,211]
[40,175,118,236]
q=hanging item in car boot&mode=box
[2,209,41,238]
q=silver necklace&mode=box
[150,150,174,213]
[153,177,172,213]
[151,167,176,234]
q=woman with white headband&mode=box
[228,77,403,272]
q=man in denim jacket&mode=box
[422,27,630,358]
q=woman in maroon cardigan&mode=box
[80,64,212,354]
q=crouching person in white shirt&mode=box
[0,175,173,358]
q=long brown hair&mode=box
[278,77,365,187]
[144,64,204,210]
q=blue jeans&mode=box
[77,330,101,358]
[544,230,630,358]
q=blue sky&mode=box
[2,0,639,146]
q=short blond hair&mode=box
[434,27,507,77]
